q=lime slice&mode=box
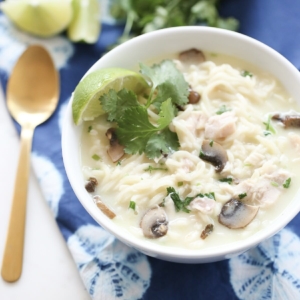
[67,0,101,43]
[72,68,150,125]
[1,0,73,37]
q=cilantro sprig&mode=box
[165,187,215,213]
[100,60,189,159]
[109,1,239,48]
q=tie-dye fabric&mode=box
[1,1,300,299]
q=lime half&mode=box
[67,0,101,43]
[72,68,150,125]
[1,0,73,37]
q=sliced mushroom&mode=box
[105,128,125,162]
[93,195,116,219]
[140,207,168,239]
[218,198,259,229]
[179,48,206,64]
[188,86,201,104]
[200,224,214,239]
[272,113,300,128]
[200,140,228,172]
[85,177,98,193]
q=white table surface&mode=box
[0,84,90,299]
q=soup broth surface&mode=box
[80,52,300,250]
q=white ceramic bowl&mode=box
[62,27,300,263]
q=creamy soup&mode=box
[80,51,300,249]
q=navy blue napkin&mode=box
[1,0,300,299]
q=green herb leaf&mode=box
[177,181,183,187]
[166,187,190,213]
[139,60,189,110]
[241,70,253,77]
[238,193,247,199]
[263,131,271,136]
[88,125,93,132]
[92,154,101,161]
[271,181,279,187]
[165,187,216,213]
[263,115,276,134]
[219,177,233,184]
[144,165,168,173]
[216,105,231,115]
[109,0,239,49]
[116,98,179,158]
[100,88,140,122]
[209,140,214,147]
[283,178,291,188]
[129,200,136,210]
[116,161,122,166]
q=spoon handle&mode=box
[1,125,34,282]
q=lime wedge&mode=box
[72,68,150,125]
[67,0,101,43]
[1,0,73,37]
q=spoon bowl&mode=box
[1,45,59,282]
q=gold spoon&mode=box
[1,45,59,282]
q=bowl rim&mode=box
[62,26,300,262]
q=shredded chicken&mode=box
[189,196,215,214]
[205,111,237,140]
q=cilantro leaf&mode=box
[165,187,216,213]
[219,177,233,184]
[283,178,291,188]
[100,88,140,122]
[140,60,189,110]
[116,99,178,158]
[157,98,176,129]
[263,115,276,134]
[216,105,231,115]
[144,165,168,173]
[116,106,156,155]
[145,129,179,159]
[166,187,190,213]
[238,193,247,199]
[241,70,253,77]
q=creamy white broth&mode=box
[80,52,300,250]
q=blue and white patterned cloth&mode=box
[1,1,300,299]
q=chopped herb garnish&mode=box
[263,131,271,136]
[238,193,247,199]
[209,140,214,147]
[283,178,291,188]
[129,200,136,210]
[271,181,279,187]
[216,105,231,115]
[88,125,93,132]
[144,165,168,173]
[177,181,183,187]
[241,70,253,77]
[165,187,216,213]
[219,177,233,184]
[263,115,276,134]
[116,161,122,166]
[244,163,253,167]
[92,154,101,161]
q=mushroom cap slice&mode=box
[140,207,168,239]
[218,198,259,229]
[106,128,125,162]
[179,48,206,64]
[272,113,300,128]
[200,140,228,172]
